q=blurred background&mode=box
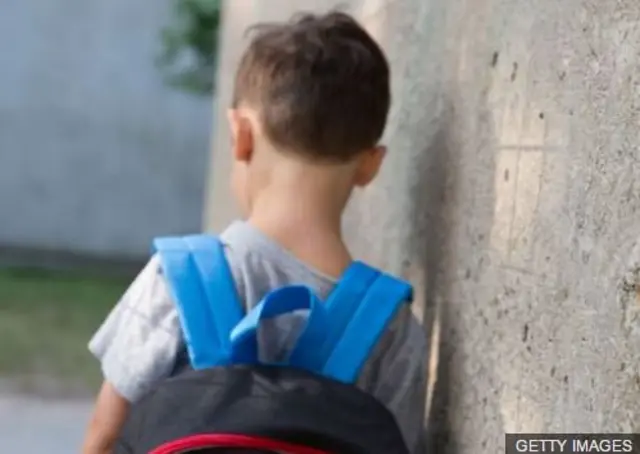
[0,0,217,451]
[2,0,640,453]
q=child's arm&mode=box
[370,306,428,454]
[82,382,129,454]
[82,256,182,453]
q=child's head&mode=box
[227,11,391,217]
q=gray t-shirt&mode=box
[89,221,427,452]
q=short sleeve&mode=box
[359,305,428,454]
[88,254,182,403]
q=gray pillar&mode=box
[205,1,640,452]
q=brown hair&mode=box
[232,11,391,162]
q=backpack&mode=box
[114,234,413,454]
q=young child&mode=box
[82,11,427,454]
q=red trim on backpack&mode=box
[149,433,332,454]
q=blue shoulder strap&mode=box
[152,234,244,370]
[229,285,328,369]
[318,262,413,383]
[153,234,411,380]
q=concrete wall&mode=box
[0,0,213,260]
[207,0,640,452]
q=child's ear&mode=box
[227,108,254,163]
[354,145,386,187]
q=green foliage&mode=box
[0,268,128,393]
[157,0,222,95]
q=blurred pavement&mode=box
[0,393,92,453]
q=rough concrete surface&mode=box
[207,1,640,452]
[0,394,92,453]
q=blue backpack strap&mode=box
[308,262,379,370]
[152,234,243,370]
[229,285,328,370]
[319,264,413,383]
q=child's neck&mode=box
[247,188,353,279]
